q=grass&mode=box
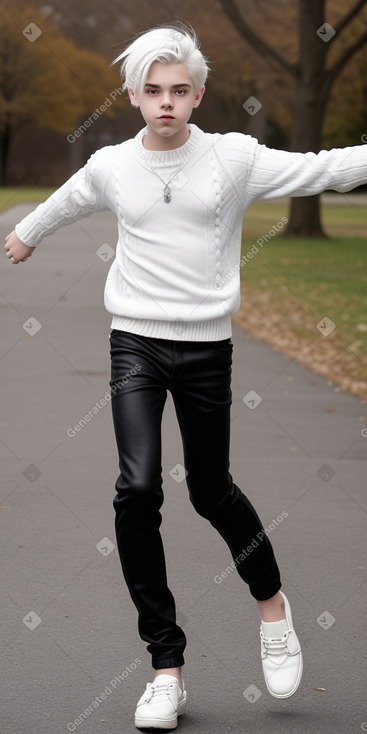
[238,200,367,395]
[0,188,55,214]
[241,202,367,347]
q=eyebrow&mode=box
[144,83,192,89]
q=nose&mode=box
[161,91,173,108]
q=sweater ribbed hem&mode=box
[109,315,232,341]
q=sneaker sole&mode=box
[135,699,186,729]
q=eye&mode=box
[175,89,187,95]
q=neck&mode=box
[143,126,191,152]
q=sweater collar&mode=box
[133,123,203,168]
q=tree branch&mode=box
[218,0,297,77]
[324,28,367,92]
[333,0,367,37]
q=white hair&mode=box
[112,23,210,98]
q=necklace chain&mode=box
[140,133,196,203]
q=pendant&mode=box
[164,185,171,203]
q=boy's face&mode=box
[128,62,205,148]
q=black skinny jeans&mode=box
[109,329,281,670]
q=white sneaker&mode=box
[135,674,187,730]
[260,591,303,698]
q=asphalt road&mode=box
[1,205,366,734]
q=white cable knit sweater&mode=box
[15,123,367,341]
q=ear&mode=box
[192,85,205,109]
[128,88,139,108]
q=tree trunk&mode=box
[285,0,329,237]
[0,121,11,187]
[285,84,327,236]
[286,196,325,237]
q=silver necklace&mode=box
[140,133,196,203]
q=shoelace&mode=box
[145,681,176,703]
[260,628,293,656]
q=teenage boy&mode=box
[5,23,367,731]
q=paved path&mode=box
[1,206,366,734]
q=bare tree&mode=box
[219,0,367,237]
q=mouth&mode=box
[158,115,175,120]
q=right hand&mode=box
[4,231,36,264]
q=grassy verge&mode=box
[0,188,55,214]
[235,201,367,399]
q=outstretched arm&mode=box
[247,142,367,202]
[3,146,114,259]
[211,133,367,209]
